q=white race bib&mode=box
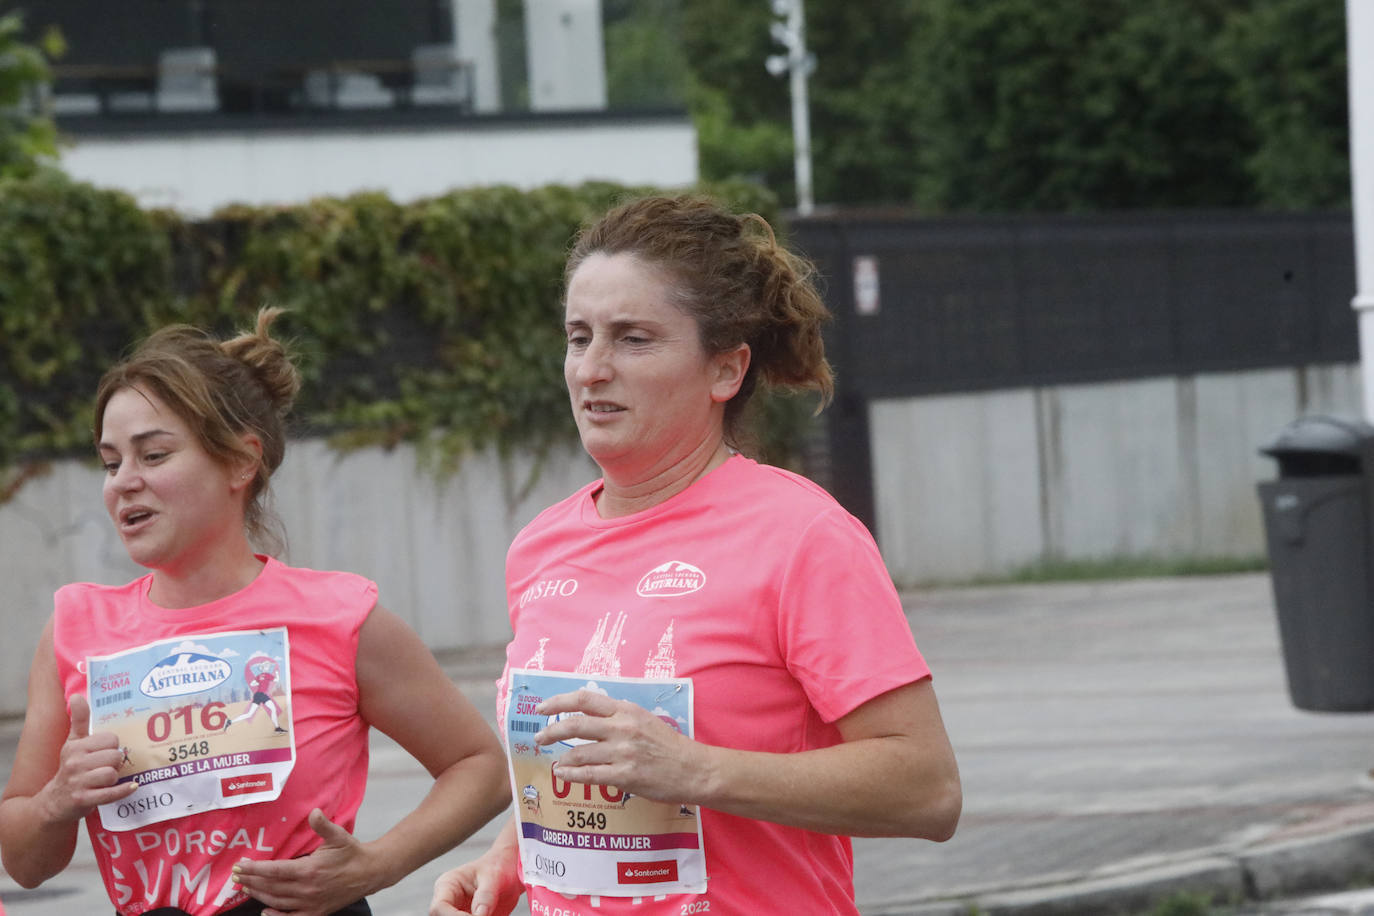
[86,628,296,831]
[505,669,707,897]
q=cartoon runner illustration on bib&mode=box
[224,653,287,734]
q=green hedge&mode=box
[0,172,796,491]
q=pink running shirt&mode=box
[52,557,376,916]
[503,455,931,914]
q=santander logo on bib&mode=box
[636,561,705,598]
[221,773,275,797]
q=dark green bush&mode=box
[0,173,792,493]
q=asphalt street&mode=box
[5,572,1374,915]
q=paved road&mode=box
[6,573,1374,915]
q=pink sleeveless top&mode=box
[52,557,376,915]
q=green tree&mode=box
[689,79,793,196]
[906,0,1256,212]
[682,0,925,206]
[804,1,926,204]
[0,8,60,179]
[683,0,1348,213]
[682,0,795,197]
[1216,0,1350,209]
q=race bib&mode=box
[505,669,707,897]
[86,628,296,831]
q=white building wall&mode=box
[868,365,1364,585]
[524,0,607,112]
[1049,377,1191,559]
[1,441,599,718]
[871,390,1043,584]
[57,117,696,216]
[1190,370,1303,556]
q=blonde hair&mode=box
[566,195,833,446]
[94,308,300,554]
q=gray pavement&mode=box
[6,573,1374,914]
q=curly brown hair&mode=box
[566,195,833,448]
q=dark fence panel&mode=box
[789,211,1357,401]
[787,210,1356,536]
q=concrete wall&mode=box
[58,116,697,216]
[5,363,1359,714]
[870,364,1363,585]
[0,440,599,718]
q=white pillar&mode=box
[454,0,502,113]
[1348,0,1374,419]
[524,0,607,112]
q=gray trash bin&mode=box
[1257,415,1374,712]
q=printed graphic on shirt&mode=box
[643,622,677,678]
[636,562,706,598]
[86,628,295,831]
[519,577,581,609]
[577,612,627,676]
[90,820,271,912]
[526,637,550,669]
[505,669,706,898]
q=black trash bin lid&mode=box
[1261,415,1374,458]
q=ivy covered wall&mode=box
[0,172,793,497]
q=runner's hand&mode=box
[232,809,376,916]
[430,850,525,916]
[42,693,139,823]
[535,689,704,803]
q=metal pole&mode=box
[767,0,815,216]
[1349,0,1374,419]
[787,1,814,216]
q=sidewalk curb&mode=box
[959,856,1246,916]
[864,826,1374,916]
[1241,825,1374,901]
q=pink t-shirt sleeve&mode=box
[776,505,931,724]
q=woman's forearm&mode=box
[691,733,961,838]
[0,791,81,888]
[362,747,511,892]
[690,681,960,838]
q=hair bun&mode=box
[220,307,301,415]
